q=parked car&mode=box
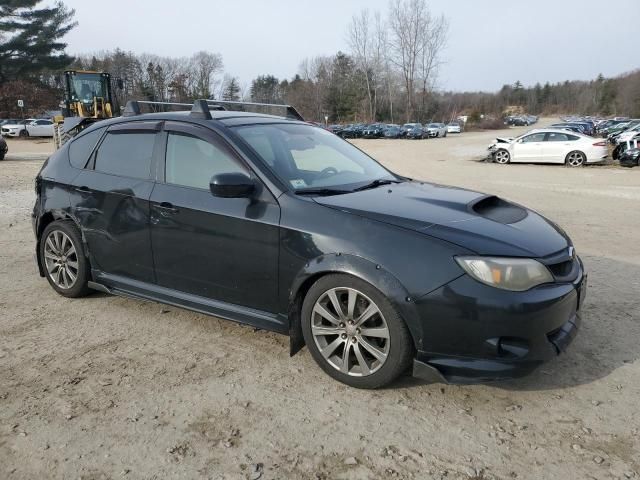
[400,123,422,137]
[340,124,366,139]
[619,147,640,167]
[1,119,36,137]
[362,124,386,139]
[488,129,608,166]
[383,125,402,138]
[405,125,424,139]
[1,118,54,137]
[551,125,583,134]
[447,122,462,133]
[328,124,345,136]
[615,124,640,144]
[425,123,447,138]
[33,101,585,388]
[0,135,7,160]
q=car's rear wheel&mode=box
[301,274,413,389]
[566,151,586,167]
[40,220,91,298]
[494,149,510,164]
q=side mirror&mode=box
[209,172,255,198]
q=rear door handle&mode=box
[155,202,179,215]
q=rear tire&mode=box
[39,220,92,298]
[494,148,510,164]
[301,274,414,389]
[566,150,586,167]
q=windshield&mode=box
[234,124,396,191]
[68,73,108,103]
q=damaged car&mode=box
[488,129,608,166]
[32,100,586,388]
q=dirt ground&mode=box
[1,122,639,480]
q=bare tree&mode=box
[388,0,448,121]
[190,51,223,99]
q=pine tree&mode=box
[0,1,77,83]
[222,77,241,101]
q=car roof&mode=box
[522,128,588,138]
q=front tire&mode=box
[301,274,414,389]
[19,129,29,138]
[566,151,586,167]
[494,148,510,164]
[39,220,92,298]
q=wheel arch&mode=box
[287,253,423,356]
[35,211,89,277]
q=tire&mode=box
[494,148,510,164]
[39,220,92,298]
[301,274,414,389]
[19,129,29,138]
[565,150,586,167]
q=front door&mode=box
[512,132,545,162]
[149,122,280,313]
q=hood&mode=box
[314,181,570,257]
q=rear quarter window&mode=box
[68,127,106,168]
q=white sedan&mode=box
[1,119,54,137]
[447,122,462,133]
[488,129,608,167]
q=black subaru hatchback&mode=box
[32,100,586,388]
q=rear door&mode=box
[149,122,280,312]
[542,132,574,163]
[70,121,160,283]
[511,132,545,162]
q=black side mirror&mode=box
[210,172,255,198]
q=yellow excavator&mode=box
[53,70,122,148]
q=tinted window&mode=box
[165,133,245,190]
[522,133,545,143]
[68,127,105,168]
[95,132,155,179]
[36,120,51,125]
[546,132,570,142]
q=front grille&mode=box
[547,258,574,278]
[540,248,579,282]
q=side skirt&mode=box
[90,271,289,335]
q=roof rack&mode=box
[122,99,304,121]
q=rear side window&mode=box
[546,133,570,142]
[68,127,105,168]
[165,132,245,190]
[95,132,156,179]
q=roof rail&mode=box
[204,99,304,121]
[121,99,305,121]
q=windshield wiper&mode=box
[295,187,350,196]
[352,178,402,192]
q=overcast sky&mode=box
[59,0,639,92]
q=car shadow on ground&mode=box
[394,255,640,392]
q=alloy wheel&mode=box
[494,150,510,164]
[567,152,585,167]
[43,230,79,289]
[311,287,390,377]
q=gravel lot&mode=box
[1,122,639,480]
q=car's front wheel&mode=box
[494,148,510,164]
[40,220,92,298]
[566,151,586,167]
[301,274,414,389]
[19,129,29,138]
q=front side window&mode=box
[235,124,395,190]
[521,133,545,143]
[165,132,245,190]
[94,132,155,179]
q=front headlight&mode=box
[455,256,553,291]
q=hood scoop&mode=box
[469,195,527,224]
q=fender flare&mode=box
[287,253,424,356]
[35,210,90,277]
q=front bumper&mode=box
[412,258,586,383]
[1,129,21,137]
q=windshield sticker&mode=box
[290,179,307,188]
